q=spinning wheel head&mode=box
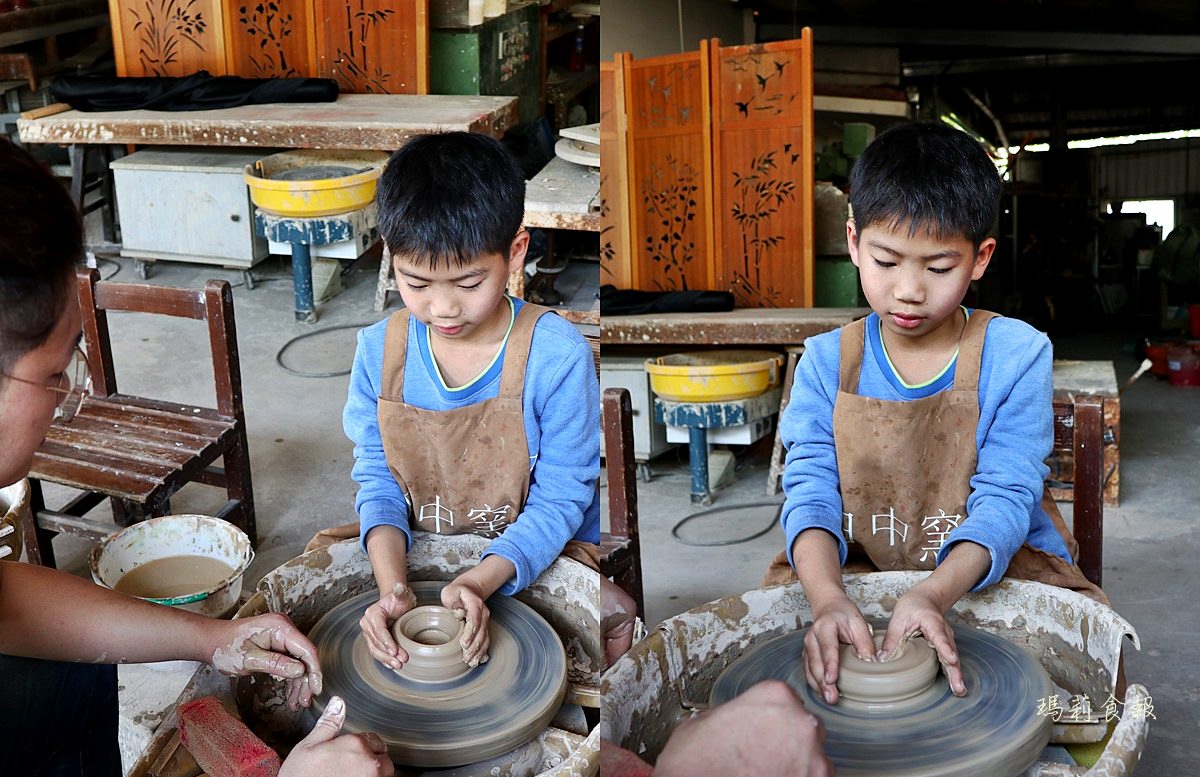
[712,622,1053,777]
[308,581,568,768]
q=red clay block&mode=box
[178,696,282,777]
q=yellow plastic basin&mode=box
[645,350,784,402]
[244,149,390,218]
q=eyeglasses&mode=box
[1,344,92,423]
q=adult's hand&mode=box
[279,696,394,777]
[655,681,834,777]
[359,583,419,672]
[207,612,323,711]
[600,576,637,668]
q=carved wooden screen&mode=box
[110,0,229,77]
[710,32,814,307]
[223,0,315,78]
[625,46,714,292]
[600,54,632,289]
[312,0,428,94]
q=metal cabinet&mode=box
[430,1,541,124]
[600,354,675,464]
[112,148,272,270]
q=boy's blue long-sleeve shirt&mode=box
[780,311,1072,591]
[345,299,601,595]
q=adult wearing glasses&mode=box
[0,139,393,776]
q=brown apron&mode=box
[764,311,1105,603]
[307,303,599,571]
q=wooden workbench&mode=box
[524,156,599,232]
[17,93,519,149]
[601,307,869,346]
[1051,360,1120,506]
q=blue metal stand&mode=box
[289,243,315,323]
[655,388,784,506]
[688,427,710,505]
[253,204,378,323]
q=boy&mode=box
[767,122,1105,706]
[346,132,600,671]
[0,139,391,776]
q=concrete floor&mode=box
[606,329,1200,773]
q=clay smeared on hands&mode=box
[360,582,419,672]
[209,615,323,710]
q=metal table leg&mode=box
[291,243,317,323]
[689,426,710,505]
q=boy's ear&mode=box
[971,237,997,280]
[846,220,861,267]
[507,229,531,273]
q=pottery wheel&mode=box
[709,623,1052,777]
[307,581,567,768]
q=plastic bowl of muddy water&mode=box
[90,514,254,620]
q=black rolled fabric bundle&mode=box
[599,284,736,316]
[51,71,339,112]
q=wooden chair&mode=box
[1052,395,1104,586]
[21,269,256,567]
[602,387,645,620]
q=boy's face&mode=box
[0,294,81,486]
[392,230,529,344]
[848,220,995,345]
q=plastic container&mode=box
[243,150,388,218]
[90,515,254,619]
[1167,345,1200,387]
[1144,339,1172,377]
[645,350,783,402]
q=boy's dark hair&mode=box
[377,132,525,268]
[0,139,81,376]
[848,121,1002,247]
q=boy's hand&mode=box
[881,589,966,696]
[208,613,323,711]
[440,577,491,667]
[805,594,877,705]
[359,583,418,671]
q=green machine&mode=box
[430,2,543,125]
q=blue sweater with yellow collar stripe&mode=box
[344,298,600,595]
[780,310,1072,591]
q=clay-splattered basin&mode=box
[602,572,1150,776]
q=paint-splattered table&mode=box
[16,93,520,148]
[16,93,520,258]
[524,156,600,232]
[601,307,868,346]
[521,156,600,323]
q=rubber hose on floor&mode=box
[671,500,783,547]
[275,323,374,378]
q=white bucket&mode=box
[0,479,28,562]
[90,514,254,619]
